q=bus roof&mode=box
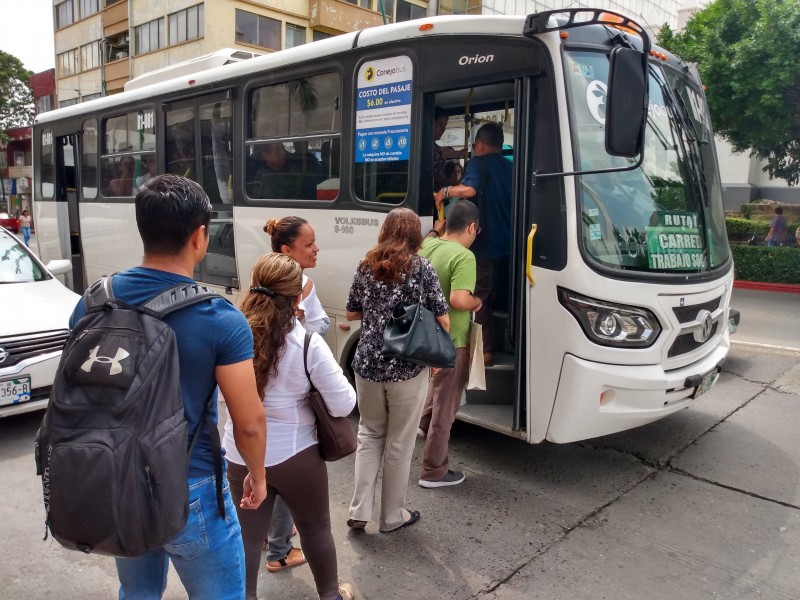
[35,15,528,126]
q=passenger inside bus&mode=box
[248,142,298,199]
[109,156,135,197]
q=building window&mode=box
[57,49,79,77]
[59,98,80,108]
[80,42,101,72]
[56,0,77,29]
[395,0,426,22]
[312,30,333,42]
[169,3,204,46]
[80,0,99,19]
[235,9,280,51]
[135,18,165,55]
[36,96,53,114]
[83,93,102,102]
[285,24,306,49]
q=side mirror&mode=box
[606,47,648,157]
[46,259,73,276]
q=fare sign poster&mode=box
[355,56,412,163]
[646,211,704,270]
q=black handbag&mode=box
[303,331,357,462]
[381,259,456,368]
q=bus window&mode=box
[101,109,156,198]
[353,55,412,205]
[40,130,54,200]
[200,100,233,204]
[82,119,98,200]
[246,72,341,201]
[166,106,196,179]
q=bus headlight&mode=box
[558,287,661,348]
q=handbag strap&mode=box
[303,330,313,381]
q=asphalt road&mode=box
[0,289,797,599]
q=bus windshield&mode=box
[565,49,731,275]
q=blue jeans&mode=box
[266,495,295,561]
[21,227,30,246]
[116,475,245,600]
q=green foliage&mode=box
[730,245,800,284]
[739,204,753,220]
[659,0,800,186]
[725,217,769,240]
[0,50,34,139]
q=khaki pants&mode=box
[418,346,469,481]
[349,369,429,531]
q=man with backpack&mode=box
[45,174,267,598]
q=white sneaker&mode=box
[419,470,465,488]
[416,427,426,440]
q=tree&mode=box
[658,0,800,186]
[0,51,34,140]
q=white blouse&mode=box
[222,320,356,467]
[299,274,330,336]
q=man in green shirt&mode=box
[417,200,482,488]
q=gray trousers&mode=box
[348,369,429,531]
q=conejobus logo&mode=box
[459,54,495,66]
[365,67,375,81]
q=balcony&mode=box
[103,0,129,38]
[104,57,130,93]
[309,0,386,33]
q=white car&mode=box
[0,227,79,418]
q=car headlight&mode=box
[557,287,661,348]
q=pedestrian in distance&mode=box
[19,209,32,246]
[434,122,512,366]
[766,206,789,247]
[70,174,268,599]
[258,215,330,575]
[417,200,482,488]
[223,253,357,600]
[345,207,450,532]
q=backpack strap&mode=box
[83,276,116,312]
[303,330,313,381]
[141,283,225,318]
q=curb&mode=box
[733,280,800,294]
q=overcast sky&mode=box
[1,0,55,73]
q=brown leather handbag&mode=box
[303,331,357,461]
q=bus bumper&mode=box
[546,341,729,443]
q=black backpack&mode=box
[36,277,226,557]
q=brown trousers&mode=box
[418,347,469,481]
[227,445,340,600]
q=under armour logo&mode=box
[81,346,130,375]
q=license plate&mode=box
[692,369,719,399]
[0,376,32,406]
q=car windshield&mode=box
[0,229,46,283]
[564,49,731,276]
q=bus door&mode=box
[424,78,528,439]
[55,133,86,293]
[163,92,238,290]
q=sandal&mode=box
[379,510,420,533]
[347,518,367,529]
[266,547,307,572]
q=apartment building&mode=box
[52,0,683,106]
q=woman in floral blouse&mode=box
[345,207,450,533]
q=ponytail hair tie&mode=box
[250,286,276,297]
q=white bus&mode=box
[32,10,734,444]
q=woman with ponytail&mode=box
[223,253,357,600]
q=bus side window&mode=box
[246,72,341,201]
[166,107,196,179]
[200,100,233,204]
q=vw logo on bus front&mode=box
[693,310,714,343]
[0,348,8,364]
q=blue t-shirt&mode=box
[461,153,513,260]
[70,267,254,478]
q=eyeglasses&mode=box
[474,224,482,235]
